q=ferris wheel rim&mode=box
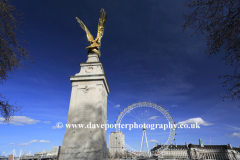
[115,102,176,156]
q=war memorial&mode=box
[58,9,109,160]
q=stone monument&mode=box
[58,9,109,160]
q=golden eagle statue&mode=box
[76,9,107,58]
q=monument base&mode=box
[59,145,108,160]
[58,54,110,160]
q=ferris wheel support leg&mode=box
[144,130,149,156]
[140,129,145,152]
[13,149,15,160]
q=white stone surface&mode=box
[86,53,99,62]
[59,58,110,160]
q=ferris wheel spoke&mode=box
[143,106,148,122]
[131,107,143,124]
[145,107,152,124]
[128,110,141,124]
[144,105,148,123]
[136,108,145,124]
[146,108,152,125]
[148,107,159,124]
[135,106,142,124]
[146,108,151,123]
[141,106,146,124]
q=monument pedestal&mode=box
[59,54,110,160]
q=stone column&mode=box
[58,53,110,160]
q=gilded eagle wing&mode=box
[76,17,94,43]
[96,9,107,45]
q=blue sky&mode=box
[0,0,239,156]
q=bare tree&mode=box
[0,0,33,122]
[183,0,240,106]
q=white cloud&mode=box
[10,139,39,146]
[149,116,158,120]
[171,105,178,107]
[43,121,51,124]
[107,100,115,105]
[148,139,159,143]
[114,104,120,108]
[52,126,57,129]
[230,132,240,138]
[177,117,212,126]
[224,125,240,131]
[18,143,30,146]
[0,116,40,125]
[29,139,38,143]
[39,140,50,143]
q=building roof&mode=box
[151,144,188,151]
[168,145,188,150]
[35,152,44,154]
[233,147,240,153]
[151,143,237,152]
[188,144,231,149]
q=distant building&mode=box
[33,146,59,157]
[188,143,240,159]
[152,142,189,159]
[20,146,59,159]
[0,156,8,160]
[52,146,59,153]
[8,155,13,160]
[151,139,240,159]
[109,131,125,156]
